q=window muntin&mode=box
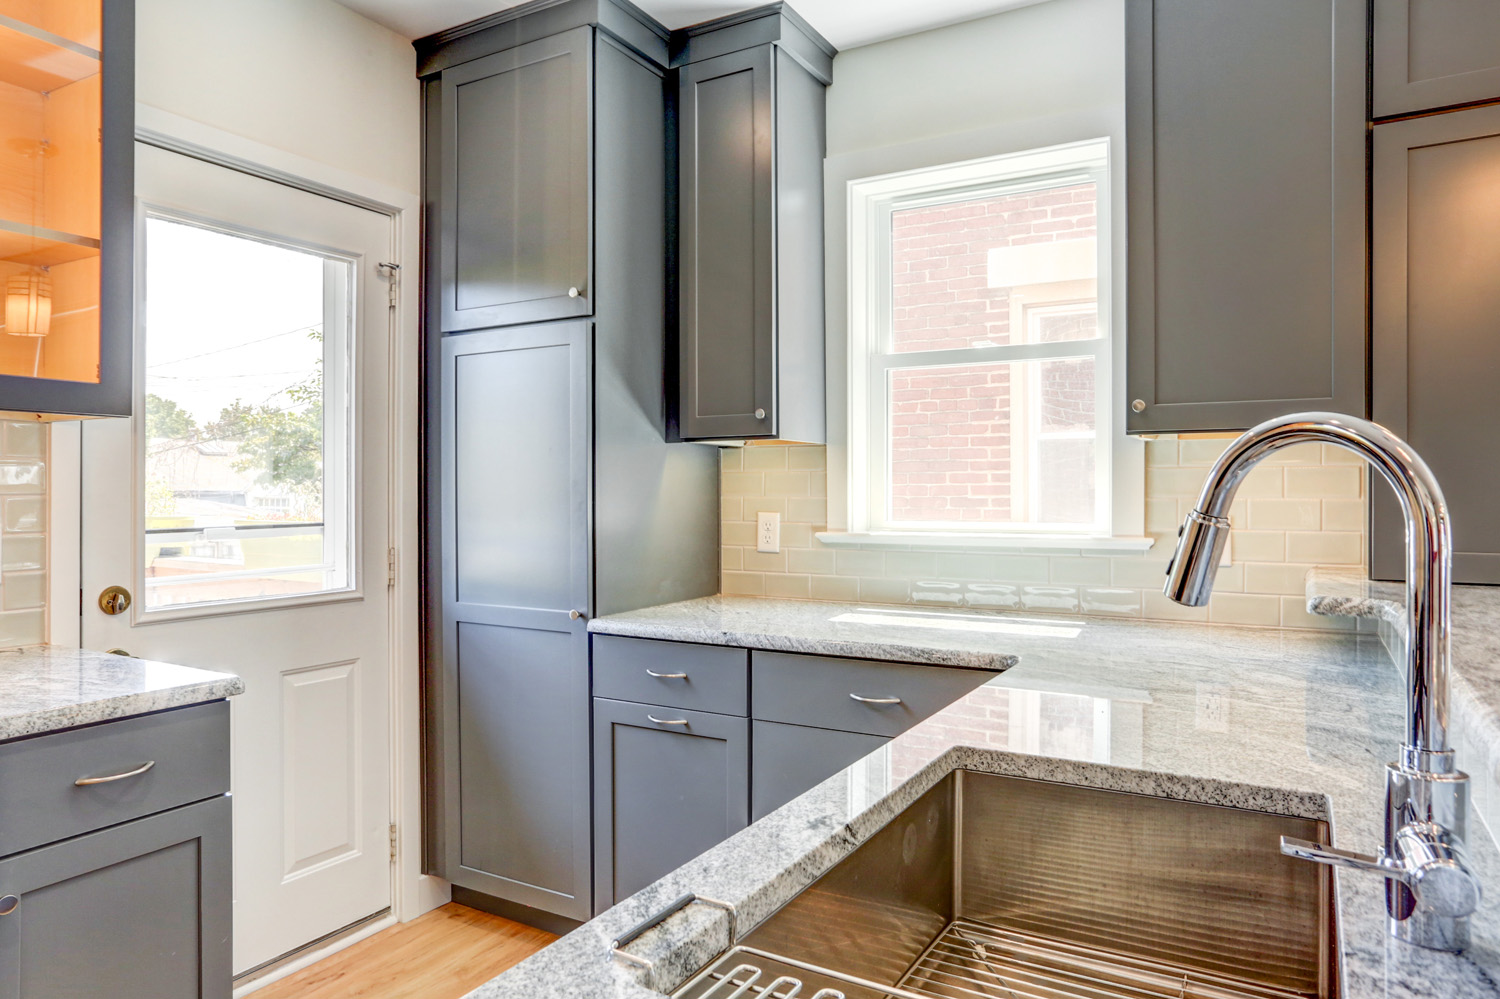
[140,214,354,610]
[852,141,1111,537]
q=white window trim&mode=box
[821,113,1147,554]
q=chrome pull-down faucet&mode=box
[1164,412,1482,952]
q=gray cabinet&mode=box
[435,323,593,920]
[1374,0,1500,118]
[751,721,885,821]
[1124,0,1367,433]
[675,7,834,442]
[421,3,721,926]
[593,698,748,909]
[0,795,231,998]
[438,27,592,331]
[1371,105,1500,584]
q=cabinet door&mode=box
[1374,0,1500,117]
[751,721,886,821]
[439,26,592,332]
[0,0,133,417]
[0,795,231,999]
[435,322,593,919]
[678,47,776,440]
[593,698,749,909]
[1371,106,1500,583]
[1125,0,1367,433]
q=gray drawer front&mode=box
[0,701,230,859]
[593,635,748,715]
[751,721,887,821]
[751,651,995,738]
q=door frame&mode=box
[49,105,444,983]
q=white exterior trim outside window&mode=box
[824,137,1147,553]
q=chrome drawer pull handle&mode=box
[849,694,902,705]
[647,715,689,726]
[75,761,156,786]
[645,669,688,679]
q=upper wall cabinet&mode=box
[1374,0,1500,118]
[438,27,592,331]
[676,5,834,443]
[1370,105,1500,584]
[1124,0,1367,434]
[0,0,132,418]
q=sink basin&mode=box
[675,771,1338,999]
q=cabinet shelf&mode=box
[0,216,99,266]
[0,13,98,93]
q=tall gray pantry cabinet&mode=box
[419,1,720,923]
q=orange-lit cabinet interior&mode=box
[0,0,131,418]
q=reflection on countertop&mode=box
[474,605,1500,999]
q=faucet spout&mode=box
[1165,412,1451,763]
[1164,412,1478,952]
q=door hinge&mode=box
[389,823,398,861]
[387,547,398,588]
[377,261,400,309]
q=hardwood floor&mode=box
[252,903,556,999]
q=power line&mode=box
[146,323,323,369]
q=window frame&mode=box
[847,139,1117,541]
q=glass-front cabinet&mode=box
[0,0,131,418]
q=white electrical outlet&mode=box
[756,511,780,553]
[1195,685,1229,732]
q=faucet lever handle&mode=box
[1280,836,1395,877]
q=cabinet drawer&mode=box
[593,635,748,715]
[0,701,230,859]
[751,721,887,821]
[751,651,995,738]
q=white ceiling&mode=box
[336,0,1048,50]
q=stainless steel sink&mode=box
[675,771,1338,999]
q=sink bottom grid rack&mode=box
[674,918,1320,999]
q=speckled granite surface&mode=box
[473,606,1500,999]
[588,595,1035,670]
[0,646,244,740]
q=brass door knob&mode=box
[98,586,132,615]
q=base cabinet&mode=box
[0,794,231,998]
[593,698,748,909]
[751,721,886,821]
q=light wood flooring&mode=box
[252,903,556,999]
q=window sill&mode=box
[814,531,1157,555]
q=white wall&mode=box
[826,0,1125,157]
[135,0,420,194]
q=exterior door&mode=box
[434,322,593,919]
[79,143,396,975]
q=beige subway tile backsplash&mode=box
[718,433,1368,630]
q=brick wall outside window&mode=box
[887,183,1099,526]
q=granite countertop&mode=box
[589,594,1035,670]
[0,645,245,741]
[474,601,1500,999]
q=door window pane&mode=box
[141,217,351,609]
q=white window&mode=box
[843,139,1133,544]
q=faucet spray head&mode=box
[1164,509,1232,607]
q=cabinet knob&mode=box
[1131,399,1146,413]
[569,609,585,620]
[567,287,580,298]
[754,408,766,420]
[0,894,18,916]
